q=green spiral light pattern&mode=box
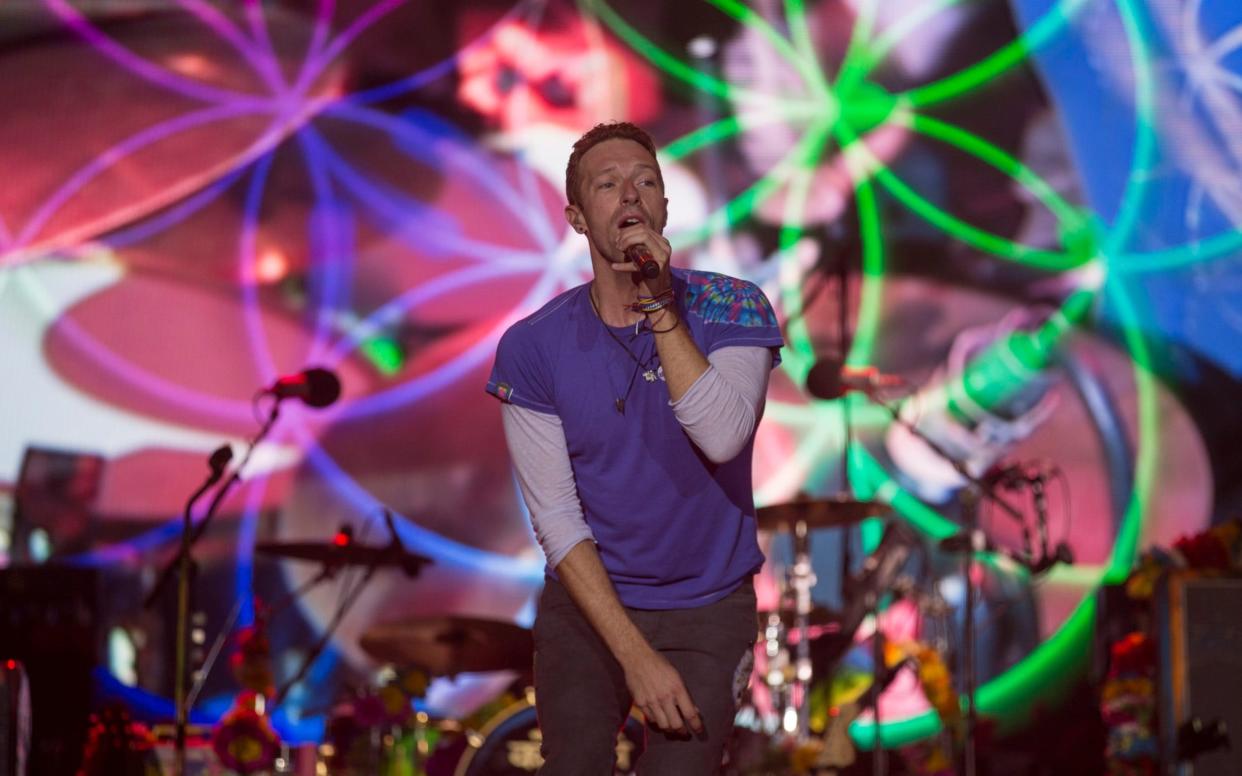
[583,0,1175,746]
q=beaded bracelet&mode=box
[626,288,675,313]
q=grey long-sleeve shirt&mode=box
[500,346,773,568]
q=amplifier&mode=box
[0,566,100,776]
[1155,572,1242,776]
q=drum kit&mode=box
[738,496,936,772]
[248,493,937,776]
[735,436,1069,775]
[252,532,643,776]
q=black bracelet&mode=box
[651,314,681,334]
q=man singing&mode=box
[487,121,783,774]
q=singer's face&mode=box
[564,138,667,263]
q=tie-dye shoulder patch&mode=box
[682,271,778,328]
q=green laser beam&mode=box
[858,0,967,80]
[706,0,831,99]
[908,113,1087,230]
[836,0,883,92]
[833,112,1086,269]
[905,0,1090,108]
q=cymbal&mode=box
[359,616,532,676]
[254,540,433,572]
[756,497,887,531]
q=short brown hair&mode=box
[564,122,663,208]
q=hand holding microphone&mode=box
[615,217,668,284]
[625,243,661,280]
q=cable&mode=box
[273,558,376,709]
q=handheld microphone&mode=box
[264,367,342,408]
[625,244,661,280]
[806,358,904,399]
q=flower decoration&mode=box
[798,637,959,774]
[229,623,275,697]
[912,643,960,734]
[328,669,442,773]
[376,682,415,726]
[1100,633,1158,775]
[893,642,958,776]
[350,668,430,727]
[1172,531,1230,571]
[787,736,827,774]
[212,691,280,775]
[1124,548,1173,602]
[77,703,158,776]
[398,667,430,698]
[1125,517,1242,601]
[1107,518,1242,774]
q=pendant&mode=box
[642,369,657,382]
[615,398,625,415]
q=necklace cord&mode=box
[589,284,656,414]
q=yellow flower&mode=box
[790,739,825,773]
[925,743,953,771]
[228,736,264,762]
[913,644,960,724]
[399,668,429,697]
[1101,677,1153,702]
[379,684,408,715]
[1125,557,1163,601]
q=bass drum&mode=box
[450,698,646,776]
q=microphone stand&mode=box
[863,392,1030,776]
[145,398,284,776]
[1031,473,1050,565]
[271,511,428,709]
[185,562,340,713]
[272,563,378,709]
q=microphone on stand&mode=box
[624,244,661,280]
[263,367,342,408]
[1027,542,1074,575]
[206,444,234,483]
[806,357,905,400]
[981,462,1034,491]
[940,535,1073,575]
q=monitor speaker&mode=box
[0,566,100,776]
[1155,571,1242,776]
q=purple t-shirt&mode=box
[486,269,784,609]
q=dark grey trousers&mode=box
[532,577,756,775]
